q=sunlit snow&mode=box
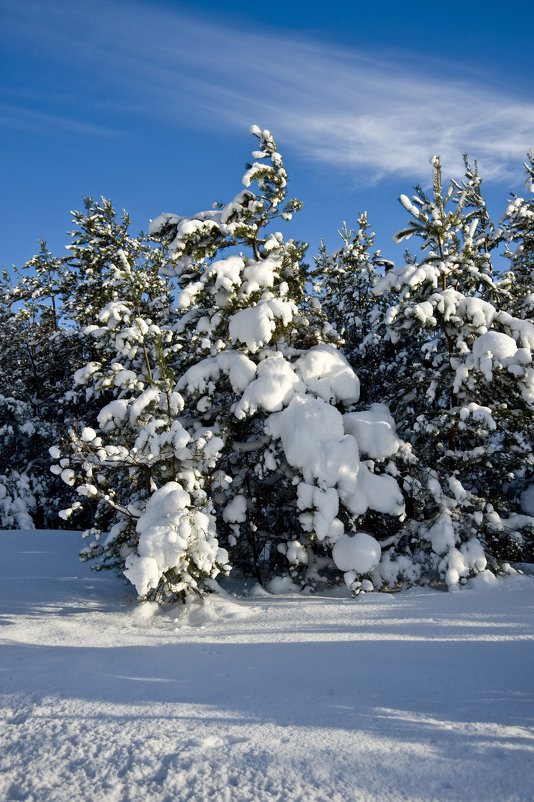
[1,530,533,802]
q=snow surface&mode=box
[1,530,534,802]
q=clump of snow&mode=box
[267,394,358,496]
[295,344,360,404]
[234,354,303,419]
[422,511,487,587]
[228,304,275,353]
[468,569,499,589]
[457,403,497,431]
[178,352,257,396]
[332,532,381,575]
[128,386,160,427]
[132,600,161,622]
[296,483,340,541]
[423,510,456,556]
[73,361,101,385]
[285,540,308,565]
[97,399,129,432]
[124,482,229,597]
[266,391,405,545]
[349,464,404,517]
[471,330,518,381]
[241,257,277,295]
[228,299,296,353]
[343,403,400,460]
[222,494,247,524]
[267,575,300,594]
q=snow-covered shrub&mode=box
[124,481,228,600]
[0,470,37,529]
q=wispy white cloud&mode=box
[6,0,534,182]
[0,102,117,138]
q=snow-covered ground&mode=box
[1,531,533,802]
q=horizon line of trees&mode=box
[1,128,533,601]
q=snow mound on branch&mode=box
[267,393,405,525]
[206,255,245,292]
[234,354,303,419]
[228,299,296,353]
[97,399,129,432]
[424,510,456,556]
[267,394,359,496]
[295,344,360,404]
[175,255,247,308]
[241,257,277,295]
[178,352,257,396]
[148,212,183,236]
[124,482,228,597]
[343,403,400,460]
[228,304,275,353]
[222,494,247,524]
[233,346,361,420]
[423,510,487,588]
[128,387,160,427]
[332,533,381,574]
[297,482,340,541]
[499,313,534,350]
[467,327,534,401]
[472,331,518,379]
[349,464,405,517]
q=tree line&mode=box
[1,127,533,600]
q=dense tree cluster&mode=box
[1,132,533,600]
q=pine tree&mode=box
[374,156,534,579]
[0,244,79,528]
[500,149,534,319]
[61,197,134,326]
[148,126,407,593]
[53,244,230,601]
[312,213,392,404]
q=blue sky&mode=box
[1,0,533,271]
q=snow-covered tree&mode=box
[147,126,408,594]
[0,244,81,528]
[62,197,135,326]
[312,213,393,404]
[53,245,230,601]
[374,156,534,576]
[7,128,533,595]
[500,149,534,319]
